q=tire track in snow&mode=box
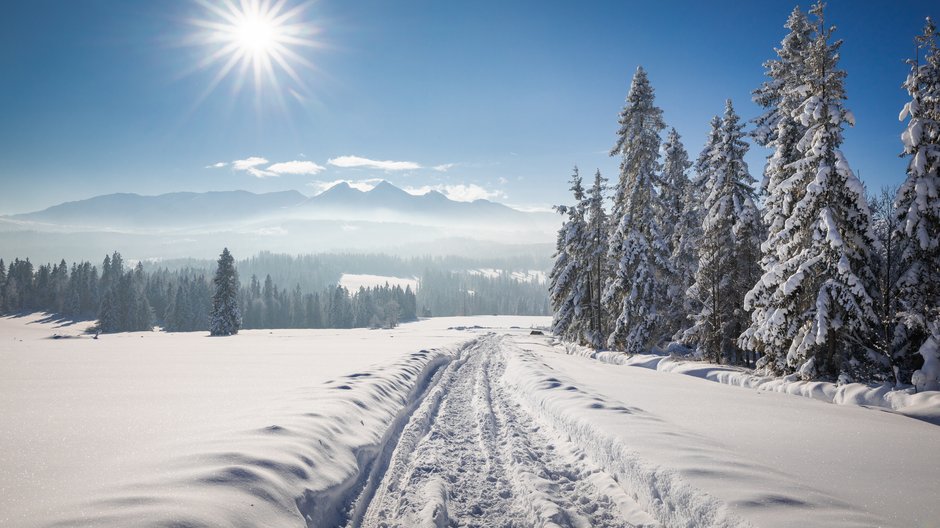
[351,334,656,528]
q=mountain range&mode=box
[0,182,558,263]
[9,181,550,230]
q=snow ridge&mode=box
[560,342,940,425]
[299,345,459,527]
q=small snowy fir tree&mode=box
[584,169,609,348]
[742,6,813,360]
[603,66,670,354]
[210,248,242,336]
[742,3,879,381]
[549,167,591,343]
[658,128,697,340]
[685,101,762,365]
[894,17,940,384]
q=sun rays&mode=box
[185,0,322,106]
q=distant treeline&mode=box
[0,251,549,333]
[146,251,551,292]
[149,251,550,318]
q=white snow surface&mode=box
[2,315,939,527]
[338,273,419,292]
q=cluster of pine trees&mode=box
[239,275,417,330]
[0,251,418,333]
[417,268,549,317]
[551,3,940,389]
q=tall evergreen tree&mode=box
[97,289,118,333]
[741,3,879,380]
[602,66,669,354]
[659,128,697,339]
[743,7,813,360]
[584,169,609,348]
[895,17,940,387]
[210,248,241,336]
[0,259,6,312]
[549,167,590,343]
[686,101,762,365]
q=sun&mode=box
[186,0,320,101]
[233,12,277,53]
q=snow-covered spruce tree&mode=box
[895,17,940,384]
[685,101,762,365]
[210,247,242,336]
[549,167,591,343]
[679,116,723,346]
[742,3,880,381]
[603,67,670,354]
[868,187,905,383]
[658,128,697,340]
[693,116,723,199]
[741,6,813,360]
[584,169,609,348]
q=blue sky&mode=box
[0,0,936,214]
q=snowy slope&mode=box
[2,315,938,527]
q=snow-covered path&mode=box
[347,333,940,528]
[354,334,656,528]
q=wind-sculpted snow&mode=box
[43,347,456,528]
[558,341,940,425]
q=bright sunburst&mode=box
[187,0,320,101]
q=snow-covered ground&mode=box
[468,268,547,283]
[2,315,938,527]
[338,273,419,291]
[0,314,543,527]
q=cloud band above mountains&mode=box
[210,155,455,178]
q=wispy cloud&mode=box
[232,156,268,170]
[404,184,506,202]
[266,160,325,175]
[433,163,456,172]
[328,155,421,171]
[307,178,385,194]
[205,161,228,169]
[232,156,275,178]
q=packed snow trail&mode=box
[351,334,658,528]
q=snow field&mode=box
[339,273,419,292]
[4,315,938,527]
[0,314,546,528]
[469,268,548,284]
